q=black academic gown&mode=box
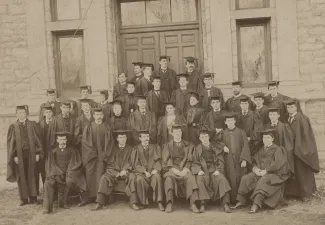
[152,67,178,96]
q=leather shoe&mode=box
[131,204,140,211]
[224,204,231,213]
[91,203,103,211]
[158,202,165,211]
[190,203,200,213]
[199,204,205,213]
[165,202,172,213]
[230,202,244,209]
[248,204,259,214]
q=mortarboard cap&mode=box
[202,73,215,79]
[55,131,70,138]
[127,81,136,86]
[164,102,175,107]
[113,129,129,137]
[159,55,171,61]
[135,95,146,100]
[16,105,29,113]
[112,99,123,105]
[138,130,149,135]
[210,96,221,101]
[239,95,250,102]
[251,92,265,99]
[61,100,71,107]
[93,108,103,113]
[132,62,143,67]
[43,103,53,111]
[171,124,183,130]
[141,63,154,70]
[268,107,280,113]
[231,81,242,86]
[46,88,56,94]
[80,85,92,94]
[152,75,161,81]
[259,128,275,137]
[284,99,297,106]
[224,111,237,119]
[184,56,198,63]
[79,98,92,104]
[198,128,210,135]
[268,81,280,88]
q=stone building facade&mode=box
[0,0,325,152]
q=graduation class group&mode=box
[6,55,320,215]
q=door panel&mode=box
[160,30,199,74]
[121,32,159,80]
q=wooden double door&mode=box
[121,29,200,80]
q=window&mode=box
[54,32,85,97]
[51,0,81,21]
[120,0,197,26]
[237,19,271,86]
[236,0,269,9]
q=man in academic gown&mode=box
[184,56,203,94]
[43,132,87,214]
[138,63,154,96]
[131,130,165,211]
[264,107,295,177]
[113,72,128,100]
[152,55,178,96]
[284,99,320,201]
[38,89,61,122]
[119,81,137,118]
[200,73,225,111]
[131,62,144,94]
[91,130,138,211]
[232,129,290,213]
[191,129,232,213]
[186,91,205,146]
[74,99,94,153]
[264,81,291,123]
[47,101,76,149]
[98,90,113,121]
[157,102,188,146]
[251,92,269,125]
[222,112,252,204]
[128,95,157,145]
[225,81,255,113]
[146,75,170,119]
[38,104,54,184]
[237,96,264,156]
[80,108,115,205]
[171,73,193,117]
[162,125,201,213]
[7,105,43,206]
[202,96,227,143]
[72,85,97,118]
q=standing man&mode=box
[161,125,202,213]
[119,81,137,118]
[251,92,269,125]
[7,105,43,206]
[73,86,97,117]
[225,81,255,113]
[80,108,115,205]
[113,72,128,100]
[38,89,61,122]
[131,62,144,95]
[43,132,87,214]
[171,73,193,117]
[184,56,203,93]
[128,95,157,145]
[152,55,178,96]
[47,101,76,149]
[284,99,320,201]
[131,130,165,211]
[222,112,252,204]
[200,73,225,111]
[265,81,291,123]
[146,75,170,119]
[98,90,113,121]
[138,63,154,96]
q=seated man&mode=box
[43,132,86,214]
[131,130,164,211]
[92,130,138,211]
[231,129,290,213]
[191,129,232,213]
[162,125,203,213]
